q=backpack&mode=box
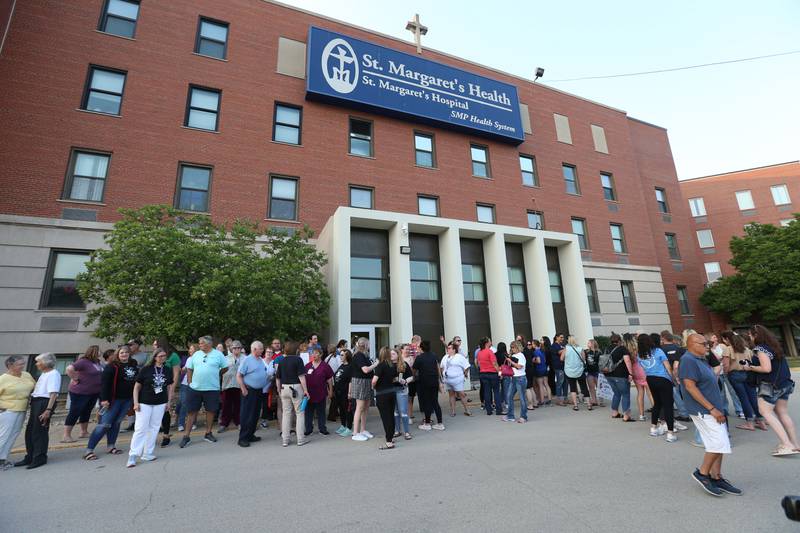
[599,346,623,374]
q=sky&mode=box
[278,0,799,179]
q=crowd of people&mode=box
[0,325,795,496]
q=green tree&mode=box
[78,205,330,345]
[700,215,800,324]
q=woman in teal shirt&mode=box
[561,336,590,411]
[637,334,676,442]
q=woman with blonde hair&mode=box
[63,345,104,443]
[394,346,415,440]
[624,333,649,420]
[561,336,590,411]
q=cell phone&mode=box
[739,359,749,366]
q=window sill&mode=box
[566,192,582,197]
[75,108,121,118]
[94,30,136,41]
[56,199,106,207]
[472,175,492,180]
[614,252,630,256]
[680,314,695,318]
[604,199,619,204]
[192,52,228,62]
[35,308,87,313]
[181,126,220,134]
[347,153,375,160]
[414,164,438,171]
[523,184,541,189]
[670,258,682,262]
[270,140,303,147]
[175,209,210,216]
[264,218,300,224]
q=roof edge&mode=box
[682,160,800,182]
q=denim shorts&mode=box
[759,380,795,405]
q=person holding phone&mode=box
[504,341,528,423]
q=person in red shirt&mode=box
[476,338,501,415]
[303,348,334,436]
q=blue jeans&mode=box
[554,370,567,399]
[672,384,688,417]
[479,373,501,415]
[728,370,760,420]
[177,384,190,428]
[505,376,528,420]
[720,374,743,415]
[501,376,511,410]
[87,398,132,451]
[606,376,630,413]
[394,390,409,433]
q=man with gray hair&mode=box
[236,340,274,447]
[17,353,60,469]
[179,336,227,448]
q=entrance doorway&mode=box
[350,325,390,360]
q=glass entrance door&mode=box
[350,325,390,360]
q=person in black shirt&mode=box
[661,330,690,421]
[350,338,378,442]
[372,347,400,449]
[333,350,354,437]
[604,333,634,422]
[412,340,445,430]
[550,334,567,405]
[128,349,174,467]
[584,339,601,407]
[276,347,309,447]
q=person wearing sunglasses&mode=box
[179,336,227,448]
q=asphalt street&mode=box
[2,388,799,533]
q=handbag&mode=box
[500,363,514,378]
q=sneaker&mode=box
[238,440,250,447]
[160,437,171,448]
[335,425,346,435]
[690,440,705,448]
[737,412,746,420]
[657,423,667,436]
[177,425,185,432]
[140,455,157,462]
[674,421,688,431]
[675,415,691,422]
[517,418,527,424]
[649,427,659,437]
[666,432,678,443]
[303,431,312,437]
[1,460,13,471]
[247,436,262,442]
[340,428,353,437]
[218,426,228,433]
[320,429,330,435]
[638,415,646,421]
[179,436,190,448]
[432,423,445,431]
[191,424,197,431]
[126,456,137,468]
[282,442,288,447]
[297,441,308,446]
[260,420,268,429]
[351,433,368,442]
[203,432,217,443]
[363,431,374,439]
[713,477,743,495]
[418,423,432,431]
[692,469,723,497]
[502,417,515,422]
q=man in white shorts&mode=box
[679,333,742,497]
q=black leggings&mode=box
[160,409,171,434]
[375,393,397,443]
[646,376,674,431]
[567,376,589,396]
[335,391,353,429]
[417,383,442,424]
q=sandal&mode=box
[622,417,635,422]
[450,412,456,417]
[379,444,396,450]
[587,406,593,411]
[107,447,123,455]
[611,414,622,419]
[772,445,799,457]
[60,438,77,443]
[572,406,579,411]
[735,423,755,431]
[393,432,401,438]
[404,433,413,440]
[83,452,98,461]
[463,411,472,416]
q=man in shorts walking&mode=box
[180,336,228,448]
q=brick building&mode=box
[0,0,711,372]
[680,161,799,355]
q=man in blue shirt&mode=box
[179,335,227,448]
[680,333,741,497]
[550,334,566,405]
[236,340,274,447]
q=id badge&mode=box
[154,387,163,395]
[308,368,314,375]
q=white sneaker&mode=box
[126,456,137,468]
[674,421,688,431]
[351,433,368,442]
[657,423,667,436]
[649,427,659,437]
[140,455,157,462]
[362,431,374,439]
[665,432,678,443]
[418,423,432,431]
[638,415,646,421]
[432,423,445,431]
[177,425,185,432]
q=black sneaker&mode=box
[320,429,330,435]
[204,432,218,443]
[675,415,692,422]
[248,436,262,442]
[237,440,250,447]
[304,431,312,437]
[692,469,723,497]
[179,436,190,448]
[713,477,742,495]
[160,437,171,448]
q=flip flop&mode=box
[735,424,755,431]
[379,444,396,450]
[463,411,472,416]
[60,438,77,443]
[83,452,98,461]
[404,433,413,440]
[107,447,123,455]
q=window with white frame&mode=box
[688,197,706,217]
[735,190,754,210]
[696,229,714,249]
[771,184,791,205]
[704,262,722,282]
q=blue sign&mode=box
[306,27,524,143]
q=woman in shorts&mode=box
[441,342,471,417]
[625,333,649,421]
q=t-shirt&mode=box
[509,352,526,377]
[754,344,792,388]
[727,348,751,373]
[277,355,306,385]
[186,349,227,391]
[533,349,548,375]
[351,352,373,380]
[101,360,139,401]
[549,343,563,371]
[373,361,399,392]
[0,372,35,411]
[32,369,62,398]
[136,365,174,405]
[238,354,270,390]
[584,350,600,374]
[441,353,470,381]
[412,352,440,386]
[563,345,585,379]
[69,358,103,395]
[304,361,334,403]
[661,343,680,366]
[333,363,352,394]
[164,352,181,370]
[476,349,497,373]
[679,351,724,415]
[639,348,672,381]
[607,345,631,379]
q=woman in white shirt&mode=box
[17,353,61,469]
[441,342,471,417]
[504,341,529,423]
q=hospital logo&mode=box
[321,38,359,94]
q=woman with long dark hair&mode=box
[637,333,676,443]
[720,330,765,432]
[604,333,634,421]
[372,347,400,450]
[127,348,173,467]
[333,349,354,437]
[152,337,180,447]
[745,325,798,456]
[496,342,511,414]
[62,345,103,443]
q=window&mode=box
[677,286,690,315]
[519,155,538,187]
[571,218,589,250]
[418,195,438,216]
[527,210,544,230]
[185,86,221,131]
[508,266,526,303]
[41,251,90,309]
[64,150,110,202]
[688,197,706,217]
[563,164,580,195]
[735,190,754,210]
[195,17,229,60]
[99,0,139,38]
[600,172,616,201]
[462,264,486,301]
[410,260,439,300]
[548,270,563,303]
[414,133,435,167]
[351,257,386,300]
[704,262,722,283]
[349,118,372,156]
[771,184,791,205]
[470,145,490,178]
[476,203,495,223]
[780,218,795,227]
[272,104,301,144]
[175,164,211,212]
[82,66,126,115]
[621,281,637,313]
[268,176,297,220]
[655,187,669,213]
[349,186,373,209]
[665,233,680,260]
[696,229,714,249]
[610,223,626,253]
[585,279,599,313]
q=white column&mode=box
[523,236,555,337]
[558,240,593,344]
[322,210,351,344]
[483,232,514,343]
[388,221,413,347]
[438,228,468,348]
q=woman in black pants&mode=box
[333,350,354,437]
[637,334,677,443]
[413,340,445,430]
[372,347,399,450]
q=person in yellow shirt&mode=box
[0,355,36,470]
